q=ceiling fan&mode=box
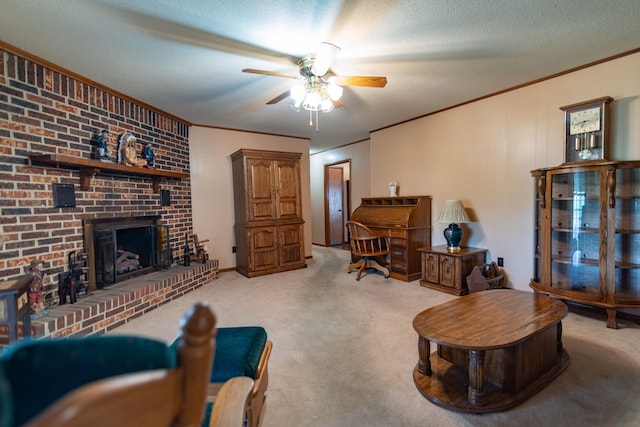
[242,42,387,111]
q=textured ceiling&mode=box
[2,0,640,153]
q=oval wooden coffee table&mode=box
[413,290,569,413]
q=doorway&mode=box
[324,160,351,247]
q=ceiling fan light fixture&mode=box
[290,77,341,114]
[311,42,340,76]
[302,89,325,111]
[290,84,306,102]
[290,98,303,112]
[326,83,343,101]
[320,98,334,113]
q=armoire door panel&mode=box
[252,202,276,220]
[252,228,276,249]
[275,161,301,219]
[248,159,276,221]
[250,227,278,270]
[279,224,304,266]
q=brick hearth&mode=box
[21,260,218,340]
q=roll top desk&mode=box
[350,196,432,281]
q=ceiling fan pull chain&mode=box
[309,109,313,127]
[316,109,319,132]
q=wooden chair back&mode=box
[346,220,389,257]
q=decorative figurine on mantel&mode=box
[23,259,49,318]
[142,142,155,167]
[95,129,113,161]
[118,131,148,167]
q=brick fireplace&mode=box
[0,46,215,342]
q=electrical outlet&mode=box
[497,257,504,267]
[232,246,237,253]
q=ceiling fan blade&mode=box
[311,42,340,76]
[330,76,388,88]
[106,7,297,66]
[266,90,290,105]
[243,69,299,79]
[332,99,344,109]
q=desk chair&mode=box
[0,303,252,427]
[346,220,390,281]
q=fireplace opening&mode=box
[84,216,170,290]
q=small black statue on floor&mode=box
[183,233,191,266]
[58,250,88,304]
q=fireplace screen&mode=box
[85,216,169,289]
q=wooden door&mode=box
[326,167,344,246]
[247,159,276,221]
[274,160,301,220]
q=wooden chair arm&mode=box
[252,340,272,397]
[207,376,255,427]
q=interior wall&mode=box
[188,127,311,269]
[310,140,371,245]
[312,51,640,292]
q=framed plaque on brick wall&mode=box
[52,183,76,208]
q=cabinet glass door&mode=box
[533,178,542,283]
[614,167,640,302]
[549,170,601,299]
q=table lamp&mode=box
[438,200,470,253]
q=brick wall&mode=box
[0,47,193,306]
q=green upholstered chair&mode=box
[172,326,272,427]
[208,327,272,427]
[0,303,253,427]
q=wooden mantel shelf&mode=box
[29,154,189,192]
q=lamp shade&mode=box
[438,200,470,224]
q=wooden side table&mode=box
[0,279,31,343]
[418,245,487,295]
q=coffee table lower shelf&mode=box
[413,349,569,413]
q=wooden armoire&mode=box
[231,149,306,277]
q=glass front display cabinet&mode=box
[531,160,640,328]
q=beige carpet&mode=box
[112,245,640,427]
